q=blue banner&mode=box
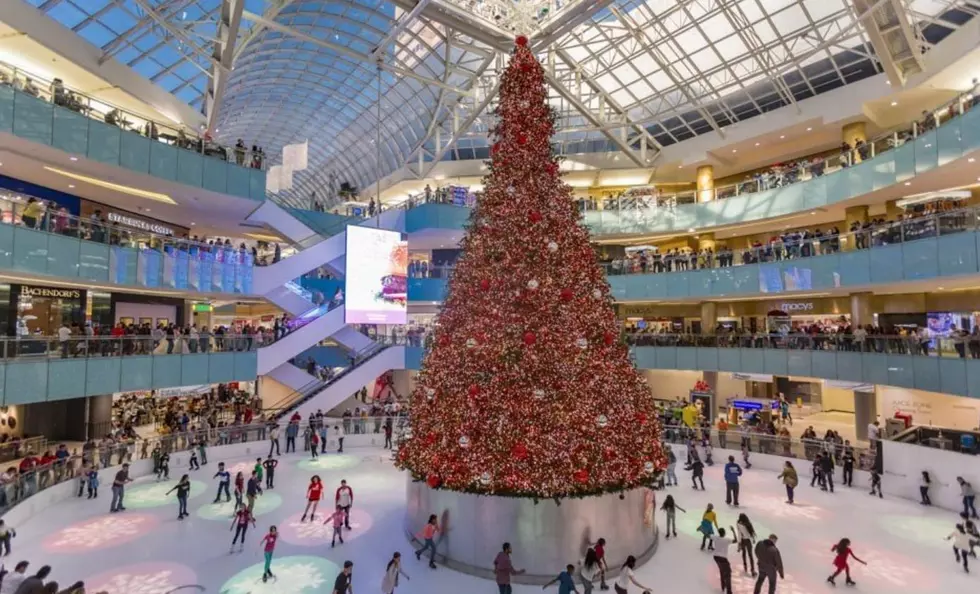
[221,248,236,292]
[174,249,189,289]
[199,251,213,292]
[139,249,161,288]
[162,247,176,287]
[212,249,225,292]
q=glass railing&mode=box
[660,426,877,470]
[0,60,266,169]
[395,83,980,225]
[0,333,259,360]
[623,332,978,358]
[602,207,978,275]
[0,423,270,514]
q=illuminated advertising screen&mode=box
[345,226,407,324]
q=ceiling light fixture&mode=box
[732,149,737,153]
[890,101,898,106]
[68,184,75,188]
[904,181,912,186]
[688,227,696,232]
[755,142,760,146]
[806,127,812,131]
[43,167,176,204]
[779,135,785,139]
[69,156,78,161]
[970,158,976,163]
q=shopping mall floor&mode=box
[6,445,969,594]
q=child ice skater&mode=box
[327,504,346,548]
[259,525,278,583]
[301,476,323,522]
[827,538,866,586]
[661,495,686,540]
[230,502,256,552]
[946,524,974,573]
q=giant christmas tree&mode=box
[397,38,666,499]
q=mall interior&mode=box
[0,1,980,593]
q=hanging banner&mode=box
[174,249,189,289]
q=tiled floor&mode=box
[6,445,971,593]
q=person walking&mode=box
[213,462,231,503]
[920,471,933,505]
[414,514,439,569]
[612,555,650,594]
[301,476,323,522]
[268,424,281,457]
[263,456,278,489]
[335,479,354,530]
[661,494,685,539]
[259,525,278,583]
[543,564,579,594]
[724,455,742,506]
[109,463,131,513]
[285,421,298,453]
[826,537,866,586]
[381,552,410,594]
[958,477,978,519]
[698,504,719,551]
[578,548,600,594]
[735,513,757,577]
[494,542,526,594]
[753,534,784,594]
[712,528,737,594]
[230,503,256,552]
[777,461,798,504]
[327,504,346,548]
[166,474,192,520]
[947,523,973,573]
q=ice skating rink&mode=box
[7,445,973,593]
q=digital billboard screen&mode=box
[345,226,407,324]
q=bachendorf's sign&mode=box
[19,285,82,299]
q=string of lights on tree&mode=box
[396,36,667,499]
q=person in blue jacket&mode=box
[724,455,743,507]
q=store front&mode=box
[11,283,86,336]
[79,200,189,248]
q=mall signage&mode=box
[775,302,814,312]
[19,285,82,299]
[107,211,175,236]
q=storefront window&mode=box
[14,284,85,336]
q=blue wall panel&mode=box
[12,227,49,273]
[811,351,837,379]
[696,347,718,371]
[249,169,266,201]
[181,355,209,386]
[676,347,697,370]
[176,150,204,187]
[233,351,257,379]
[85,358,122,395]
[901,238,938,280]
[79,241,110,282]
[911,356,941,392]
[120,132,151,174]
[227,165,251,198]
[202,157,228,194]
[786,351,812,377]
[717,348,741,372]
[87,121,121,165]
[861,353,889,386]
[938,358,968,397]
[47,359,88,401]
[152,356,181,388]
[4,361,47,404]
[836,352,863,382]
[763,349,787,375]
[46,234,80,277]
[740,349,765,374]
[885,354,915,388]
[655,347,677,369]
[52,109,89,155]
[13,93,52,145]
[0,86,13,133]
[208,353,235,383]
[119,356,152,392]
[149,141,179,181]
[0,225,13,270]
[937,233,978,277]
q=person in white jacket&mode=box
[381,552,410,593]
[335,424,346,453]
[947,523,974,573]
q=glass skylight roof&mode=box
[21,0,980,207]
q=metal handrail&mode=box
[0,333,260,360]
[623,332,975,357]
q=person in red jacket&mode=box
[301,475,323,522]
[335,479,354,530]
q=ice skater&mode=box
[381,552,410,594]
[660,495,685,540]
[213,462,231,503]
[612,555,651,594]
[165,474,192,520]
[665,448,678,486]
[188,449,199,471]
[263,455,278,489]
[259,525,278,582]
[869,469,883,498]
[734,513,757,577]
[233,471,245,507]
[958,477,978,519]
[230,502,256,552]
[310,431,320,459]
[947,523,975,573]
[301,475,323,522]
[777,461,798,504]
[920,471,932,505]
[724,456,742,506]
[543,564,579,594]
[86,466,99,499]
[327,504,346,548]
[827,538,866,586]
[579,549,600,594]
[698,504,718,551]
[335,479,354,529]
[712,528,737,594]
[690,455,705,491]
[414,514,439,569]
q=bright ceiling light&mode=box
[68,184,75,188]
[688,227,696,232]
[779,135,785,139]
[69,156,78,161]
[890,101,898,106]
[43,167,176,204]
[904,181,912,186]
[806,127,812,131]
[732,149,737,153]
[755,142,760,146]
[969,158,975,163]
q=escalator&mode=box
[252,231,346,295]
[278,344,406,420]
[257,305,347,374]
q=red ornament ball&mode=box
[523,331,537,346]
[424,432,437,446]
[516,35,528,47]
[573,468,590,484]
[468,384,480,397]
[511,443,528,461]
[517,134,527,145]
[438,335,450,347]
[521,63,533,73]
[529,210,543,223]
[426,474,442,489]
[603,332,615,346]
[602,448,617,462]
[636,412,648,426]
[560,288,574,302]
[547,162,559,174]
[491,142,501,155]
[480,279,490,291]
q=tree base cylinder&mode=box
[404,479,660,584]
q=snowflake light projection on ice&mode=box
[278,509,374,546]
[296,454,361,472]
[221,555,338,594]
[197,491,282,521]
[44,514,158,552]
[805,543,936,590]
[85,562,196,594]
[123,479,206,508]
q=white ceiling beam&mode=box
[129,0,228,73]
[205,0,244,134]
[371,0,434,60]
